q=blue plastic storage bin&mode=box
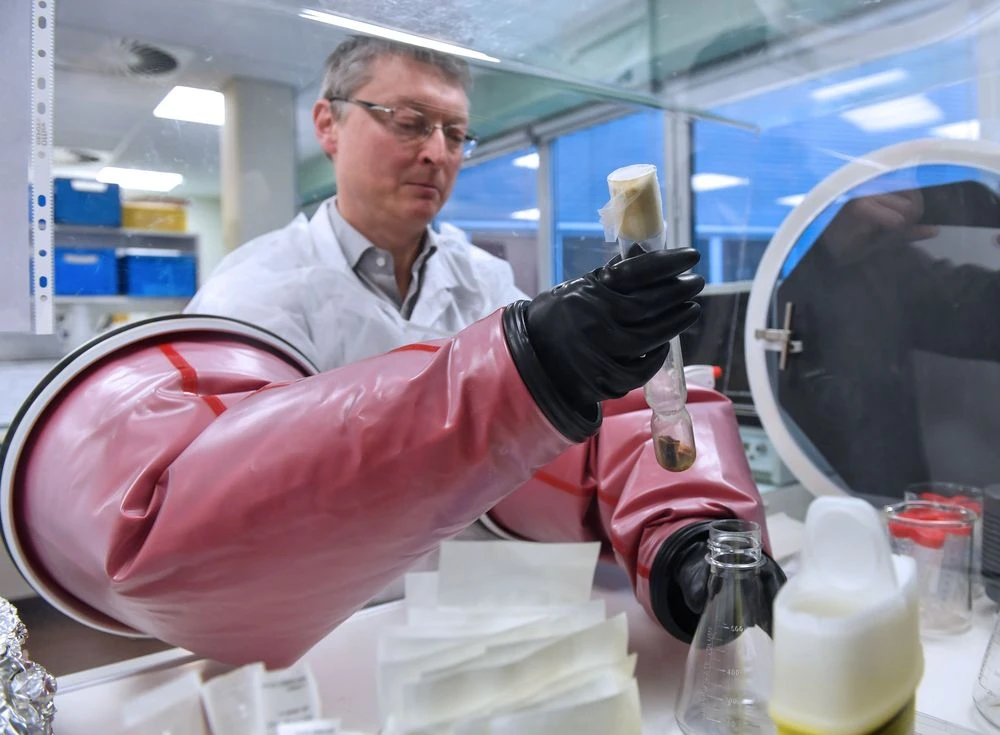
[54,247,119,295]
[119,251,197,297]
[53,178,122,227]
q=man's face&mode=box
[314,55,469,233]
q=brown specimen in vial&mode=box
[655,435,696,472]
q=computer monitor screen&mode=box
[680,283,753,407]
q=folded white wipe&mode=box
[377,541,642,735]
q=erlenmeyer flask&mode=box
[676,519,776,735]
[974,609,1000,727]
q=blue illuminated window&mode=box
[552,111,666,282]
[693,37,978,283]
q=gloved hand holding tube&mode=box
[507,246,703,442]
[599,164,698,471]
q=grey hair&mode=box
[319,35,472,114]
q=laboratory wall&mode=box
[187,196,225,286]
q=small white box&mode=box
[740,425,795,487]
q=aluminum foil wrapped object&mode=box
[0,598,55,733]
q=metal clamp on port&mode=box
[753,302,803,371]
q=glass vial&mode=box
[645,340,696,472]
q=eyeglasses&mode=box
[328,96,478,158]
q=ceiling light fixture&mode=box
[691,173,749,192]
[931,119,980,140]
[840,95,943,133]
[777,194,805,207]
[97,167,183,193]
[810,69,908,102]
[511,208,540,221]
[300,9,500,63]
[513,152,540,169]
[154,86,225,126]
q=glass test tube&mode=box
[607,164,697,472]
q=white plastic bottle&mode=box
[769,498,923,735]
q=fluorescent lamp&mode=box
[931,119,980,140]
[691,173,749,192]
[810,69,907,102]
[778,194,805,207]
[513,152,540,169]
[840,95,943,133]
[511,208,540,221]
[300,9,500,63]
[97,167,183,193]
[154,86,225,126]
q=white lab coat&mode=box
[186,201,528,371]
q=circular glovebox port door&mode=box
[744,139,1000,504]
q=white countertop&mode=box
[52,563,1000,734]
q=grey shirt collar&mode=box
[327,198,437,319]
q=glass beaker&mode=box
[906,482,984,600]
[676,519,776,735]
[974,610,1000,728]
[884,501,976,637]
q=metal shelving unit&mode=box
[52,223,198,315]
[53,224,198,252]
[53,295,189,312]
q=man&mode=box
[186,35,526,370]
[0,38,782,668]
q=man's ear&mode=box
[313,99,338,158]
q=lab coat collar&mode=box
[307,203,350,272]
[327,198,371,270]
[327,197,436,275]
[309,200,455,287]
[306,201,466,328]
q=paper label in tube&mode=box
[599,163,664,247]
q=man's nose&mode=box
[419,127,448,164]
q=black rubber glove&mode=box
[502,247,703,441]
[649,521,787,644]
